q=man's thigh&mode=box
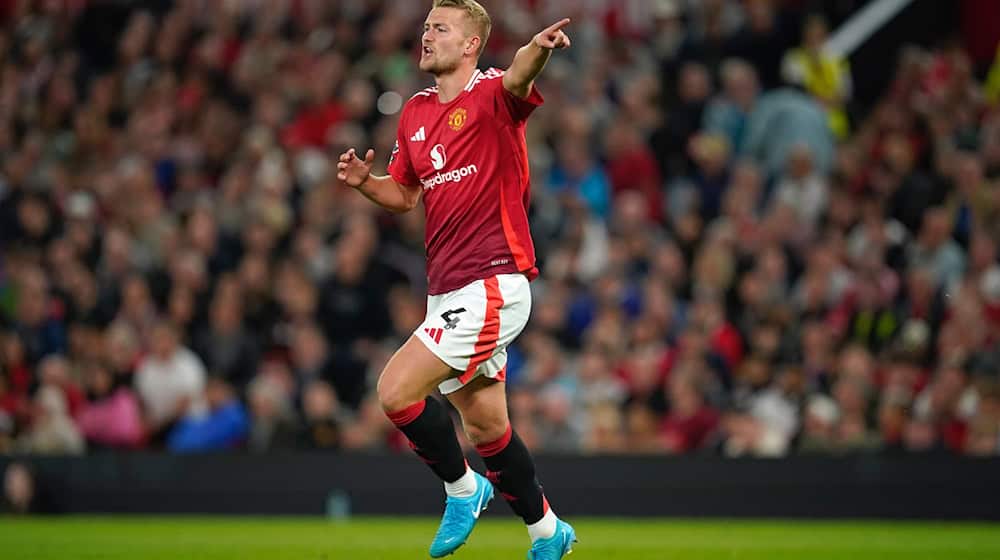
[377,335,455,406]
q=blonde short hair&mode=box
[433,0,491,57]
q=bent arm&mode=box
[355,174,422,214]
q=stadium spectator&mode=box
[8,265,66,364]
[798,394,840,454]
[987,44,1000,104]
[191,277,259,392]
[548,137,612,220]
[17,385,84,455]
[965,381,1000,456]
[830,377,880,453]
[725,0,788,90]
[289,321,364,412]
[772,144,828,235]
[75,361,144,449]
[535,385,583,453]
[604,119,664,222]
[135,321,208,442]
[743,85,833,176]
[652,61,714,179]
[781,14,852,139]
[36,355,85,418]
[2,462,36,514]
[660,370,720,453]
[246,372,300,453]
[0,332,32,431]
[703,58,760,151]
[167,377,249,452]
[744,364,803,448]
[104,321,142,387]
[300,380,343,451]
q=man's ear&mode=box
[466,36,481,56]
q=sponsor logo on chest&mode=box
[420,143,479,192]
[430,144,447,170]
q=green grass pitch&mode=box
[2,516,999,559]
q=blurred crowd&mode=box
[2,0,1000,458]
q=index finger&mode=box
[543,18,571,35]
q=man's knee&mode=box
[379,337,453,414]
[464,416,509,447]
[377,375,421,414]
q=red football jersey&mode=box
[388,67,543,295]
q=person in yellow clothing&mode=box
[781,15,852,139]
[986,43,1000,105]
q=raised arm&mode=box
[502,18,571,99]
[336,148,422,214]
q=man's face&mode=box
[805,21,828,50]
[151,326,177,360]
[420,7,475,75]
[726,70,758,109]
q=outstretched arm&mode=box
[503,18,571,99]
[336,148,421,214]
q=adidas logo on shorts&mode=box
[423,327,443,344]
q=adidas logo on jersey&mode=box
[410,127,426,142]
[423,327,443,344]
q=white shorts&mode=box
[414,274,532,395]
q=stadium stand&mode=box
[1,0,999,463]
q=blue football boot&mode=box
[428,471,494,557]
[526,518,577,560]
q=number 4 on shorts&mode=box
[441,308,467,330]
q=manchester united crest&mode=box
[448,108,468,131]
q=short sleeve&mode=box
[388,108,421,187]
[480,68,544,126]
